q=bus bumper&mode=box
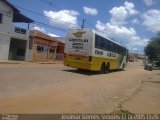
[64,58,97,71]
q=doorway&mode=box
[9,38,27,60]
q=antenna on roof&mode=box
[81,19,86,28]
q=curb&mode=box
[0,61,63,64]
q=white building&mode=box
[0,0,33,61]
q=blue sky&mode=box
[8,0,160,54]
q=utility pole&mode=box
[81,19,86,28]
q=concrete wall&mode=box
[0,34,10,60]
[0,1,13,60]
[0,1,30,61]
[11,26,30,61]
[11,25,30,40]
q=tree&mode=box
[144,32,160,67]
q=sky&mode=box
[8,0,160,54]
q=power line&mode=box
[0,8,67,32]
[15,5,78,27]
[16,1,96,30]
[40,0,54,6]
[1,2,96,31]
[33,21,67,32]
[38,0,94,29]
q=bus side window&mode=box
[113,44,116,53]
[117,45,120,54]
[95,35,99,48]
[95,34,103,49]
[95,34,101,49]
[110,42,114,52]
[106,40,110,51]
[103,38,107,50]
[115,43,118,53]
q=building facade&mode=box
[0,0,33,60]
[30,30,65,62]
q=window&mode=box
[95,34,102,49]
[109,42,114,52]
[95,34,106,50]
[49,46,56,53]
[106,40,110,51]
[37,46,44,53]
[14,27,26,34]
[0,13,3,23]
[103,38,107,49]
[113,44,117,53]
[95,34,125,54]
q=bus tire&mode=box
[100,63,109,74]
[105,63,110,74]
[100,63,106,74]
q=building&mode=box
[29,30,65,62]
[0,0,33,60]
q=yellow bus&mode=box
[64,28,128,74]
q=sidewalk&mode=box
[0,60,63,64]
[0,60,21,64]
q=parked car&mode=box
[144,62,153,71]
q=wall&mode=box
[31,38,57,62]
[0,1,13,60]
[0,34,10,60]
[30,37,64,62]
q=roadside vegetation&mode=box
[144,32,160,67]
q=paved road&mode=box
[0,61,159,113]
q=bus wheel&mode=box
[100,63,105,74]
[105,63,109,74]
[100,63,108,74]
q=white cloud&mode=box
[124,1,138,15]
[44,10,80,28]
[109,6,128,25]
[47,33,60,37]
[131,19,139,24]
[142,9,160,32]
[31,26,60,37]
[95,21,106,31]
[133,48,138,51]
[95,1,148,48]
[109,1,138,25]
[83,6,98,15]
[128,36,149,46]
[143,0,156,6]
[105,22,136,38]
[32,26,46,33]
[95,21,148,47]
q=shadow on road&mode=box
[62,69,125,76]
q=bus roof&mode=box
[68,28,126,48]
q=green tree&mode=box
[144,32,160,67]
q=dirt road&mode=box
[0,60,159,113]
